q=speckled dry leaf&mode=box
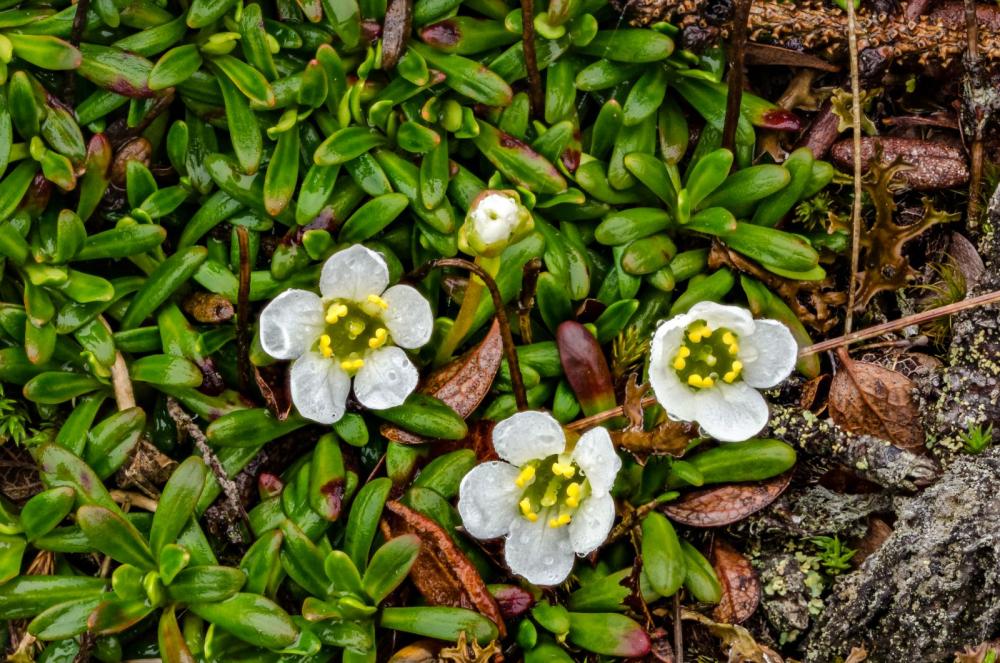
[829,136,968,190]
[682,610,784,663]
[799,374,829,412]
[382,500,506,636]
[661,472,793,527]
[634,627,676,663]
[382,320,502,444]
[829,349,925,452]
[623,374,648,432]
[711,539,761,624]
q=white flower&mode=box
[258,245,433,424]
[457,411,621,586]
[648,301,797,442]
[458,190,533,257]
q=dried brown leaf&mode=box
[254,364,292,420]
[712,539,761,624]
[829,348,925,452]
[611,419,696,457]
[383,500,506,636]
[388,640,441,663]
[682,610,784,663]
[844,646,869,663]
[623,375,648,432]
[661,472,793,527]
[852,517,893,566]
[382,320,503,444]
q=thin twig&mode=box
[721,0,752,154]
[843,0,864,332]
[65,0,90,101]
[520,0,544,118]
[408,258,529,411]
[236,225,252,394]
[566,395,658,431]
[673,592,684,663]
[963,0,984,227]
[799,288,1000,356]
[166,398,249,533]
[517,257,543,345]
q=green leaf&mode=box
[28,596,101,640]
[380,606,498,644]
[362,534,420,605]
[84,406,146,479]
[0,533,26,584]
[566,612,651,657]
[77,504,155,570]
[150,456,207,558]
[164,565,246,603]
[188,593,298,650]
[158,605,197,663]
[21,486,76,541]
[0,576,106,620]
[344,477,392,572]
[88,598,155,635]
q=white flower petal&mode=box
[649,321,698,421]
[569,492,616,556]
[693,382,770,442]
[571,428,621,495]
[380,284,433,350]
[457,462,521,540]
[289,352,350,424]
[686,301,755,336]
[492,411,566,466]
[258,289,324,360]
[505,515,575,586]
[319,245,389,302]
[353,346,418,410]
[740,319,798,388]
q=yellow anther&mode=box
[515,465,536,488]
[318,334,333,358]
[547,513,572,528]
[732,360,743,372]
[673,356,687,370]
[368,327,388,349]
[519,497,537,521]
[728,343,739,355]
[688,374,704,388]
[565,482,581,508]
[367,294,389,310]
[722,331,736,345]
[723,370,739,383]
[705,354,717,367]
[346,319,366,339]
[551,462,575,478]
[701,376,715,387]
[325,303,349,324]
[677,346,691,358]
[340,358,364,372]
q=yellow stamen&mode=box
[515,465,536,488]
[688,374,703,388]
[551,462,576,478]
[722,331,736,345]
[732,360,743,372]
[519,497,537,521]
[565,482,581,508]
[318,334,333,358]
[325,303,348,324]
[340,358,364,372]
[701,376,715,387]
[368,327,388,349]
[728,343,739,355]
[677,346,691,358]
[673,356,687,370]
[367,294,388,310]
[723,370,738,383]
[548,513,572,528]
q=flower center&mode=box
[514,454,590,529]
[316,296,392,375]
[672,320,743,390]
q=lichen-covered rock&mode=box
[804,446,1000,661]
